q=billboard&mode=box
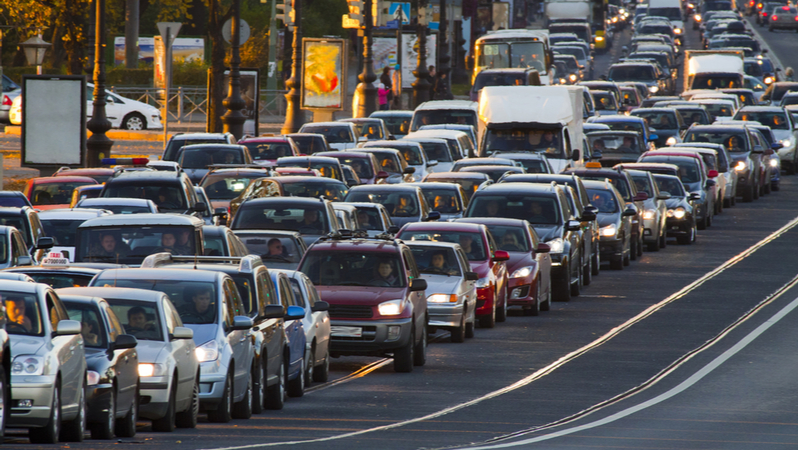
[114,36,205,65]
[22,76,85,168]
[400,33,437,89]
[302,39,346,110]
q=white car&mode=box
[9,83,162,130]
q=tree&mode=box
[205,0,233,133]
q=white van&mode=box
[647,0,685,43]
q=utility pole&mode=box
[353,0,377,117]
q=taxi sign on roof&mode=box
[42,252,69,267]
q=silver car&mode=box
[406,241,477,342]
[339,202,398,237]
[3,280,87,443]
[233,230,308,270]
[58,286,199,431]
[90,268,256,423]
[626,170,669,251]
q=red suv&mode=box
[396,222,509,328]
[297,235,429,373]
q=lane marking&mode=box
[198,218,797,450]
[467,294,798,448]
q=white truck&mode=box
[683,49,745,92]
[477,85,585,173]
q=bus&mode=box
[473,29,552,86]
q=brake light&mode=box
[772,14,778,20]
[763,11,768,15]
[1,95,10,106]
[749,1,754,6]
[782,5,790,10]
[757,3,762,8]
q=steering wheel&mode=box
[6,322,28,334]
[368,279,392,287]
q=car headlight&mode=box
[511,266,534,278]
[769,159,779,167]
[195,340,220,362]
[87,370,101,386]
[781,139,792,148]
[475,277,490,288]
[601,224,617,237]
[668,207,686,219]
[560,78,567,84]
[734,160,748,171]
[569,74,578,82]
[666,136,678,146]
[673,27,682,34]
[694,14,702,21]
[12,356,44,376]
[546,238,564,254]
[596,35,606,41]
[642,209,655,220]
[648,85,659,93]
[764,76,774,84]
[378,299,406,315]
[428,294,457,303]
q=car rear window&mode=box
[299,251,405,287]
[396,230,487,261]
[466,194,562,226]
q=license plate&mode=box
[331,326,362,337]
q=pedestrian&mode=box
[377,83,391,110]
[380,67,394,108]
[427,65,436,99]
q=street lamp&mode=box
[20,34,51,75]
[281,0,305,134]
[437,0,453,99]
[85,0,114,167]
[353,0,377,118]
[411,3,430,107]
[221,0,247,140]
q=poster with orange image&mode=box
[302,39,346,110]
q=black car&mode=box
[630,107,685,147]
[464,182,583,301]
[0,191,33,208]
[653,173,698,244]
[101,170,205,215]
[344,185,440,228]
[0,206,49,259]
[229,197,340,248]
[583,179,636,269]
[59,294,139,439]
[285,133,331,155]
[163,132,237,162]
[177,144,254,184]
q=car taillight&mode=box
[1,95,10,106]
[749,1,754,6]
[772,14,778,20]
[757,3,762,8]
[762,11,768,16]
[782,5,790,10]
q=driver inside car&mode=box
[370,260,398,286]
[5,296,32,333]
[427,250,456,275]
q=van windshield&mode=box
[76,226,198,265]
[647,7,682,19]
[411,110,477,131]
[484,128,566,158]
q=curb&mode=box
[3,126,175,142]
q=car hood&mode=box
[729,152,752,163]
[419,274,463,295]
[771,129,793,141]
[185,324,219,347]
[316,286,409,305]
[467,259,492,278]
[685,181,704,195]
[438,212,464,221]
[10,335,45,356]
[390,215,423,227]
[504,251,534,273]
[532,225,563,242]
[596,213,620,228]
[665,197,689,209]
[329,142,357,151]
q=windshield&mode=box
[64,302,107,348]
[476,41,547,72]
[26,272,94,288]
[76,226,198,264]
[691,74,742,90]
[609,66,656,82]
[397,230,487,261]
[300,251,405,287]
[421,188,462,214]
[744,61,763,77]
[81,202,152,214]
[409,245,462,276]
[0,215,30,245]
[734,111,790,130]
[587,188,620,213]
[675,108,710,126]
[556,57,578,71]
[104,299,165,341]
[425,177,485,200]
[486,224,530,252]
[640,24,673,35]
[654,175,686,196]
[345,190,420,217]
[593,93,618,111]
[202,176,259,200]
[685,130,749,153]
[554,46,586,62]
[415,141,453,163]
[241,142,294,161]
[3,292,45,336]
[238,233,303,264]
[100,279,218,325]
[350,121,384,140]
[473,73,526,91]
[632,111,677,130]
[165,138,226,161]
[548,25,590,42]
[641,157,701,183]
[411,110,477,131]
[600,121,646,136]
[334,157,374,178]
[696,102,734,120]
[648,7,683,19]
[278,161,341,180]
[102,182,187,212]
[367,152,404,175]
[372,116,410,136]
[466,195,561,225]
[301,126,354,144]
[630,174,654,196]
[180,148,244,168]
[232,204,329,234]
[288,135,328,154]
[514,158,551,173]
[283,181,347,201]
[40,219,82,246]
[589,134,643,155]
[484,128,565,158]
[32,181,95,206]
[397,147,423,165]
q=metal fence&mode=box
[108,86,289,123]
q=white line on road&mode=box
[198,218,798,450]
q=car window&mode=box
[64,301,108,348]
[107,299,165,341]
[225,278,244,320]
[345,190,420,217]
[3,291,44,335]
[396,230,488,261]
[466,195,562,225]
[409,245,461,276]
[277,278,294,309]
[288,279,308,309]
[232,204,330,234]
[257,271,277,310]
[103,304,124,341]
[299,252,407,287]
[303,277,320,304]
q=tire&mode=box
[554,263,571,302]
[611,253,624,270]
[207,372,233,423]
[30,383,61,443]
[251,363,264,414]
[570,258,581,297]
[623,248,631,266]
[393,332,414,373]
[697,211,707,230]
[413,324,427,366]
[647,241,659,251]
[743,182,754,202]
[304,349,315,386]
[265,357,286,410]
[582,255,592,286]
[287,358,305,398]
[540,283,552,312]
[523,283,540,316]
[313,349,330,383]
[90,388,115,439]
[465,317,475,338]
[0,370,7,442]
[629,236,638,261]
[60,380,85,442]
[479,298,496,327]
[232,371,252,419]
[152,382,176,431]
[122,112,147,130]
[753,181,760,200]
[706,209,712,228]
[764,180,772,194]
[659,228,667,248]
[723,197,732,208]
[176,377,198,428]
[591,242,600,276]
[115,384,138,437]
[495,292,507,322]
[450,310,466,342]
[677,225,696,245]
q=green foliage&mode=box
[302,0,349,38]
[106,67,153,86]
[173,58,211,85]
[451,83,469,96]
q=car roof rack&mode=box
[140,253,264,273]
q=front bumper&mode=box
[198,359,232,409]
[506,277,535,307]
[641,217,657,243]
[329,317,413,356]
[9,374,57,428]
[139,376,171,420]
[86,383,114,423]
[428,303,464,327]
[665,217,693,236]
[475,286,496,316]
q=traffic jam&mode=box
[0,0,796,444]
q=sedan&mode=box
[409,182,469,221]
[344,185,440,228]
[177,144,254,184]
[407,241,477,342]
[59,293,139,439]
[234,230,308,270]
[269,270,308,397]
[653,174,699,244]
[76,198,159,214]
[625,169,670,251]
[768,5,798,31]
[584,180,636,269]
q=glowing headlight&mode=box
[569,74,578,81]
[642,210,655,220]
[596,35,605,41]
[694,14,702,21]
[560,78,567,84]
[12,356,44,376]
[666,136,678,146]
[668,207,686,219]
[195,340,220,362]
[547,238,564,254]
[428,294,457,303]
[87,370,101,386]
[769,159,779,167]
[511,266,534,278]
[601,224,617,237]
[781,139,792,148]
[648,85,659,93]
[138,363,155,377]
[734,160,747,171]
[764,76,774,84]
[378,299,405,315]
[673,27,682,34]
[687,3,694,8]
[475,277,490,288]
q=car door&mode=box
[455,249,477,317]
[223,278,251,396]
[484,230,507,301]
[256,271,283,386]
[302,274,329,365]
[47,291,83,408]
[103,303,137,412]
[401,248,426,332]
[163,298,195,402]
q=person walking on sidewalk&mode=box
[378,83,391,110]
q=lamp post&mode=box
[411,3,430,107]
[221,0,247,140]
[85,0,113,168]
[353,0,377,117]
[437,0,452,99]
[281,0,304,134]
[20,34,51,75]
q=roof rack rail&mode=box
[140,253,263,273]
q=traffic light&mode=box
[347,0,364,25]
[275,0,295,28]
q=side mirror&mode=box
[312,301,330,312]
[36,237,55,250]
[708,169,719,178]
[112,334,138,350]
[657,192,671,200]
[580,210,597,221]
[403,167,415,175]
[232,315,254,331]
[688,192,702,201]
[649,134,659,140]
[571,149,581,161]
[261,304,284,320]
[388,225,400,234]
[16,255,32,266]
[172,326,194,340]
[376,171,390,178]
[193,202,207,212]
[622,207,637,217]
[633,191,648,201]
[771,142,783,150]
[426,211,442,221]
[410,278,428,291]
[535,243,551,253]
[285,305,305,320]
[492,250,510,261]
[566,220,582,231]
[464,271,479,281]
[56,319,81,336]
[429,160,438,166]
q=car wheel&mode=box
[629,236,638,261]
[116,384,138,437]
[479,300,497,327]
[583,255,592,285]
[659,227,667,248]
[706,209,712,228]
[232,370,253,419]
[30,383,61,444]
[393,330,415,373]
[265,357,286,410]
[495,291,507,322]
[764,179,772,194]
[313,349,330,383]
[540,282,552,311]
[451,310,466,342]
[730,192,736,206]
[122,112,147,130]
[743,182,754,202]
[753,180,760,199]
[413,322,427,366]
[287,357,305,398]
[465,317,475,338]
[152,381,176,431]
[570,256,582,296]
[611,248,624,269]
[591,241,600,276]
[554,261,571,301]
[623,246,631,266]
[60,378,85,442]
[91,387,115,439]
[207,371,233,423]
[304,351,314,387]
[0,370,7,441]
[524,282,540,316]
[176,377,199,428]
[251,362,264,414]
